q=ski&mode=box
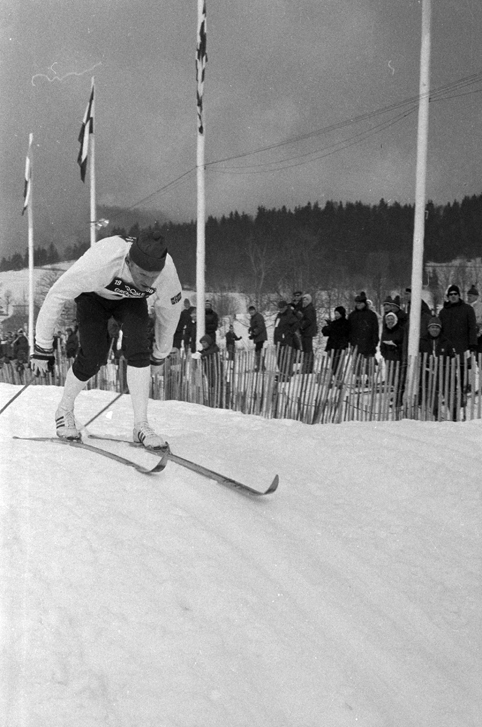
[12,436,169,475]
[87,434,279,496]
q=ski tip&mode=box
[265,474,279,494]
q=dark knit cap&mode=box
[428,316,442,328]
[447,284,460,296]
[334,305,346,317]
[278,300,289,308]
[468,284,479,296]
[129,229,168,272]
[200,334,212,345]
[354,291,367,303]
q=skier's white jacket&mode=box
[35,236,183,359]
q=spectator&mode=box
[13,328,29,367]
[383,295,408,327]
[205,299,219,343]
[173,298,194,350]
[380,312,405,363]
[321,305,350,381]
[348,292,379,380]
[183,308,197,354]
[274,300,299,381]
[65,327,79,360]
[439,284,477,393]
[225,324,242,360]
[467,284,482,354]
[299,293,318,373]
[418,316,456,419]
[248,305,267,372]
[290,291,304,314]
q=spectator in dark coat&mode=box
[274,300,299,380]
[299,293,318,373]
[248,305,268,372]
[439,284,477,394]
[13,329,29,364]
[225,324,242,360]
[173,298,195,350]
[418,316,456,419]
[348,293,380,376]
[183,308,197,353]
[380,312,405,363]
[467,284,482,354]
[439,285,477,355]
[205,299,219,343]
[65,328,79,360]
[322,305,350,380]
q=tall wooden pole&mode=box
[196,0,207,342]
[27,134,35,351]
[407,0,432,391]
[89,77,97,246]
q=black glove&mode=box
[30,344,55,375]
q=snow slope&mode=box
[0,383,480,727]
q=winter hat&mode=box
[385,312,398,326]
[278,300,289,309]
[334,305,346,317]
[200,334,212,345]
[393,295,401,308]
[468,284,479,296]
[427,316,442,329]
[447,284,460,296]
[383,295,394,306]
[354,291,367,303]
[129,229,167,272]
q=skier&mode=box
[30,229,182,448]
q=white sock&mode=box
[126,365,150,425]
[58,367,88,411]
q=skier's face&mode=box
[127,258,160,291]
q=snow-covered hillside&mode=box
[1,383,480,727]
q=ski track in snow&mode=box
[0,383,480,727]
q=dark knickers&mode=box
[73,293,150,381]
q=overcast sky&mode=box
[1,0,482,255]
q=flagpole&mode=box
[407,0,432,394]
[196,0,207,342]
[22,133,34,351]
[89,77,96,246]
[27,134,34,352]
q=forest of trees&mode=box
[2,195,481,303]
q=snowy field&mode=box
[0,382,480,727]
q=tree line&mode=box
[2,195,481,300]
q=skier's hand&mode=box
[30,344,54,375]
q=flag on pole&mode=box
[196,0,207,135]
[22,133,33,216]
[77,81,95,182]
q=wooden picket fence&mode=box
[1,346,481,423]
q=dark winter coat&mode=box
[183,318,197,353]
[380,322,405,362]
[347,306,379,356]
[205,308,219,339]
[419,331,455,360]
[248,312,267,343]
[299,303,318,338]
[225,330,242,351]
[13,334,29,363]
[173,306,194,348]
[438,299,477,354]
[273,308,300,347]
[321,317,350,351]
[65,331,79,358]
